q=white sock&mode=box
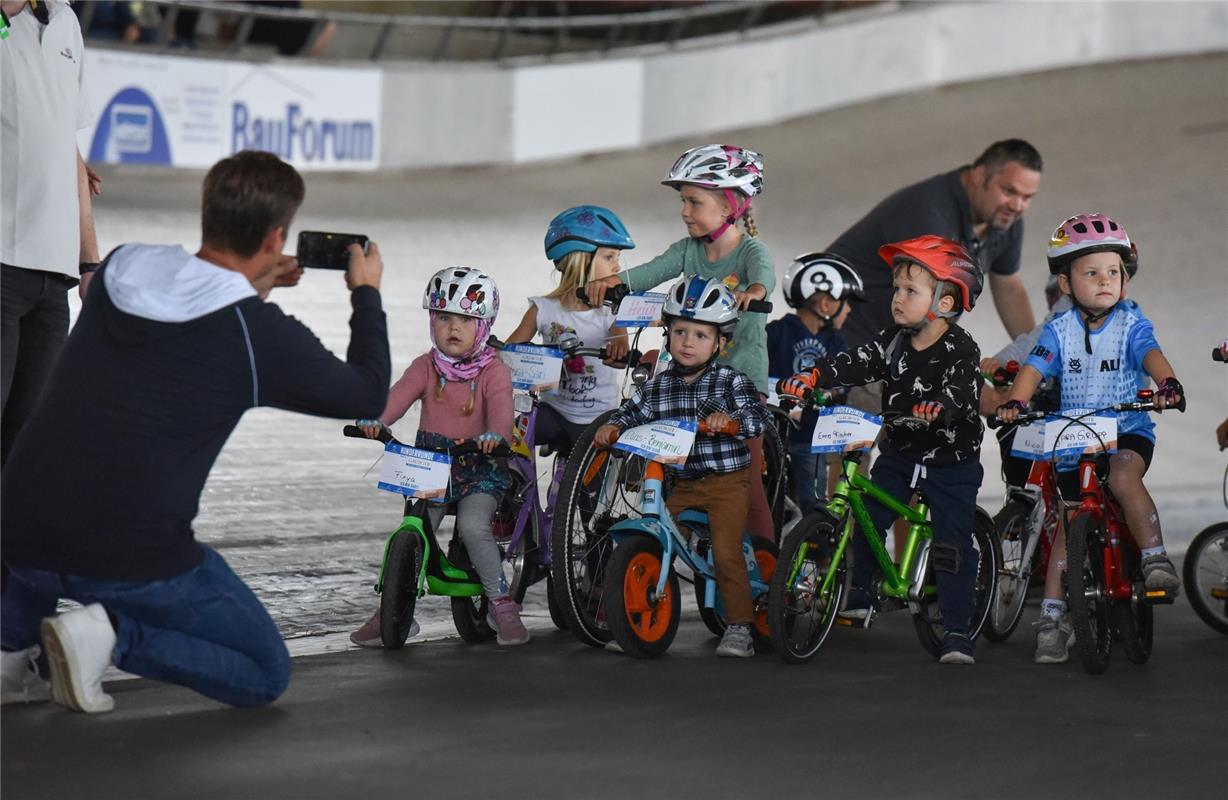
[1141,546,1166,560]
[1040,598,1067,619]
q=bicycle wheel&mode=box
[693,536,778,653]
[502,470,537,606]
[984,500,1035,642]
[448,539,496,643]
[1183,521,1228,635]
[760,422,788,537]
[768,517,845,664]
[1066,515,1112,674]
[912,509,1000,657]
[551,411,649,647]
[546,575,569,631]
[379,530,423,650]
[604,537,680,659]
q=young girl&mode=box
[504,205,634,456]
[996,214,1184,664]
[583,144,777,539]
[350,267,527,647]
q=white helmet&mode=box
[661,275,739,338]
[782,252,866,309]
[661,144,765,199]
[422,266,500,321]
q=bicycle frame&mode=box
[1012,458,1061,576]
[1067,455,1141,602]
[606,459,771,607]
[812,453,933,603]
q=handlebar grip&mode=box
[698,420,740,436]
[343,424,393,444]
[450,441,515,458]
[1214,347,1226,362]
[746,299,772,314]
[575,287,590,304]
[986,416,1004,430]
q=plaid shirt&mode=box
[608,364,769,480]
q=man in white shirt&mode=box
[1,0,101,466]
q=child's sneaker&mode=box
[938,630,975,665]
[837,588,873,621]
[349,610,419,648]
[40,604,117,714]
[715,623,754,658]
[1,645,50,705]
[1033,614,1074,664]
[1141,555,1181,596]
[489,597,530,645]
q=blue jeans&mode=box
[852,452,983,634]
[1,546,290,707]
[788,440,829,517]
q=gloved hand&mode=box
[477,431,504,454]
[995,399,1028,423]
[911,401,945,423]
[1155,377,1184,409]
[777,368,820,399]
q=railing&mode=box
[78,1,853,62]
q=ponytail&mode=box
[741,207,759,238]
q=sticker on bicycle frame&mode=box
[377,442,451,498]
[614,418,698,464]
[1048,410,1117,458]
[613,292,667,328]
[499,343,565,392]
[810,406,882,453]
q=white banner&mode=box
[500,343,565,392]
[810,406,882,454]
[1009,411,1118,460]
[614,419,697,464]
[377,443,451,498]
[79,50,381,171]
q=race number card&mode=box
[499,343,565,392]
[1047,410,1117,459]
[1008,418,1049,460]
[614,418,698,464]
[377,442,452,498]
[810,406,883,454]
[614,292,667,328]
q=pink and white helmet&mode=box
[422,266,500,321]
[661,144,765,199]
[1047,213,1137,277]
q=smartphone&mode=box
[296,231,369,270]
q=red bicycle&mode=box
[989,390,1183,674]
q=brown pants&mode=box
[667,468,753,624]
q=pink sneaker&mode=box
[489,597,530,645]
[350,610,419,648]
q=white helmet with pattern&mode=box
[661,144,765,198]
[422,266,500,321]
[661,275,739,338]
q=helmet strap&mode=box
[928,280,960,320]
[705,190,751,243]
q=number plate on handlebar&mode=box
[614,419,698,464]
[613,292,667,328]
[377,442,452,498]
[499,343,565,391]
[1009,410,1118,460]
[810,406,882,453]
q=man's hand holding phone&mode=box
[345,241,382,291]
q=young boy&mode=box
[768,252,865,516]
[780,235,986,665]
[996,213,1183,664]
[595,275,770,658]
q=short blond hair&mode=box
[544,250,594,301]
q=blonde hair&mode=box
[741,206,759,238]
[544,250,594,301]
[430,363,476,415]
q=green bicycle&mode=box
[768,400,1000,664]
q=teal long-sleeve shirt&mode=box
[619,235,776,395]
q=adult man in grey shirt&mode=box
[830,139,1043,350]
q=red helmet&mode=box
[878,235,983,313]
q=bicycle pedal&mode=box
[1139,586,1176,605]
[835,609,875,629]
[1210,586,1228,600]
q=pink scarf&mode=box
[428,315,497,382]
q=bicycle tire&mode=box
[768,517,845,664]
[912,509,1000,657]
[448,539,496,643]
[1182,521,1228,635]
[550,410,645,647]
[760,422,788,538]
[546,575,569,631]
[692,536,778,653]
[984,500,1034,642]
[1066,514,1112,674]
[379,530,423,650]
[604,537,680,659]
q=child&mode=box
[504,205,634,456]
[594,275,770,658]
[583,143,777,540]
[996,213,1184,664]
[350,267,527,647]
[780,235,986,665]
[769,251,865,516]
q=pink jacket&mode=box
[379,353,514,441]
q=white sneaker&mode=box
[41,604,117,714]
[1,645,50,705]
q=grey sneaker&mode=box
[1141,555,1181,596]
[1034,614,1074,664]
[715,623,754,658]
[1,645,50,705]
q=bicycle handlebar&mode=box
[698,419,740,436]
[343,425,513,457]
[987,392,1186,430]
[486,335,643,369]
[1214,346,1226,363]
[574,285,773,315]
[983,360,1021,388]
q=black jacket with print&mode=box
[814,324,983,465]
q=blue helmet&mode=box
[544,205,635,265]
